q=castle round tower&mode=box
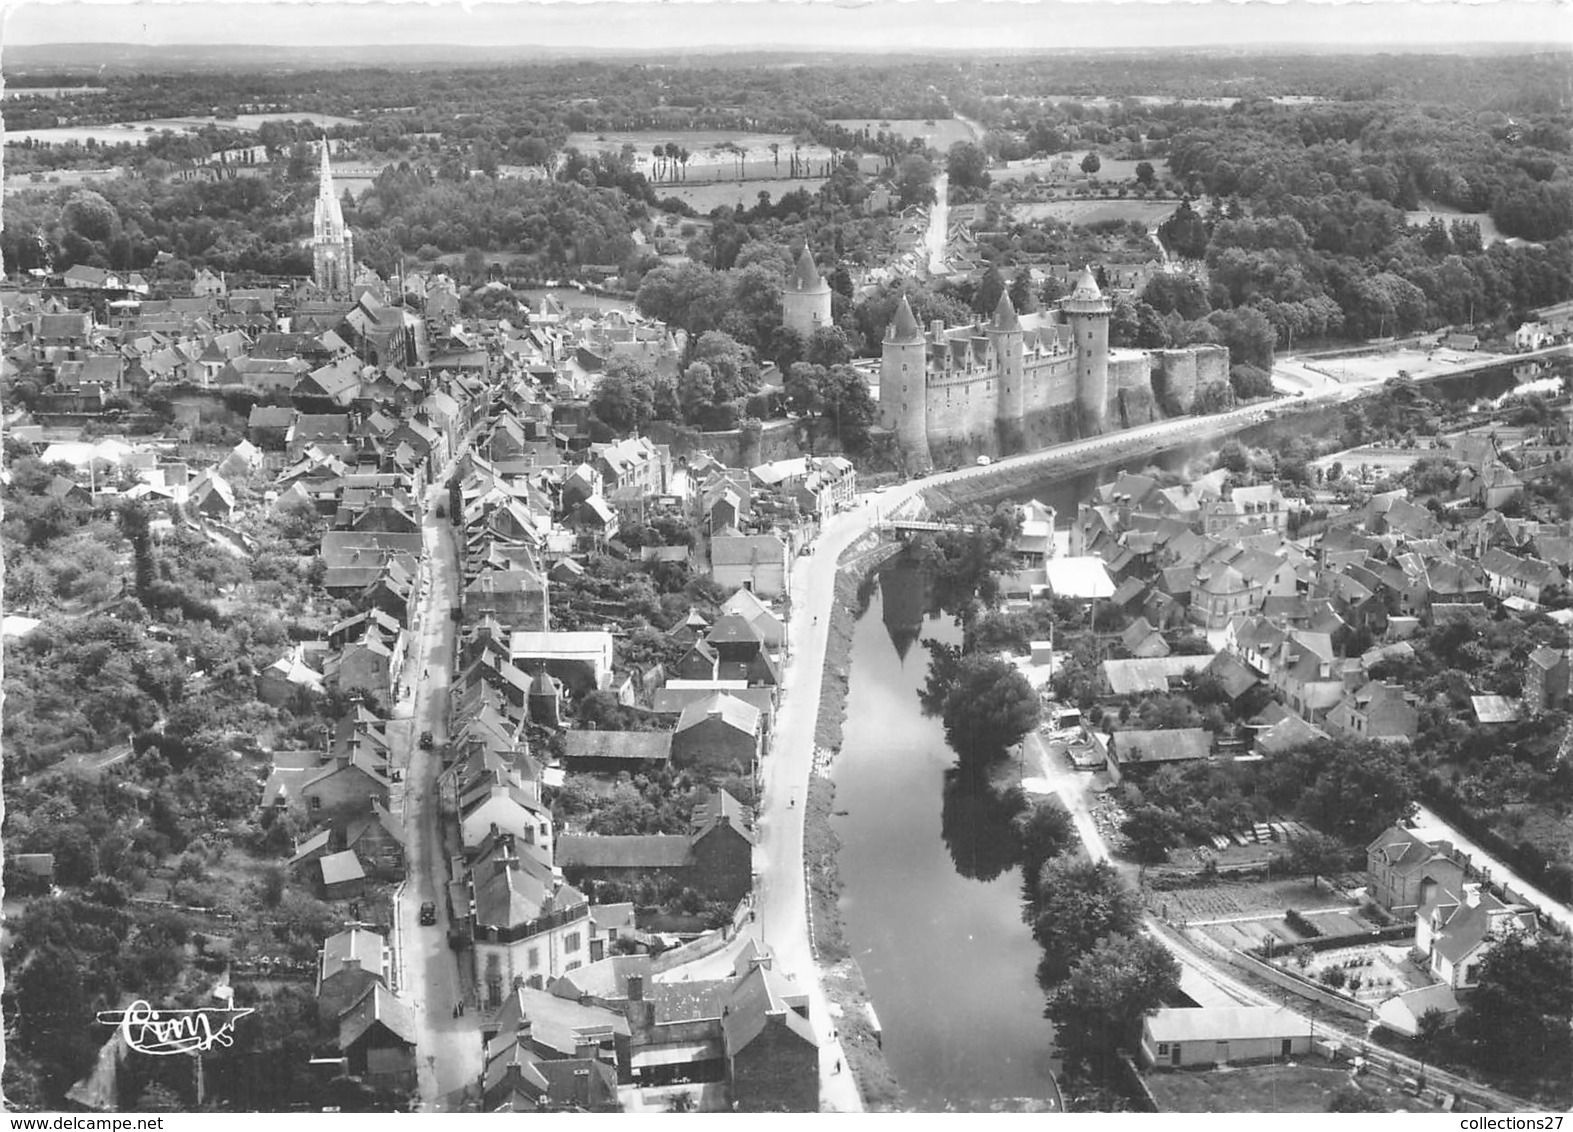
[880,295,932,469]
[989,290,1026,453]
[782,245,833,340]
[1062,266,1112,434]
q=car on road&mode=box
[976,455,992,466]
[798,545,813,557]
[419,901,437,926]
[911,469,929,479]
[419,730,434,750]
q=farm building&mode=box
[1141,1007,1312,1069]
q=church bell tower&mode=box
[312,138,355,294]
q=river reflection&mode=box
[831,570,1055,1109]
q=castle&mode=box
[875,267,1230,468]
[312,140,355,295]
[781,245,832,340]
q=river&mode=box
[826,359,1530,1109]
[831,566,1057,1110]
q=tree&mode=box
[922,653,1040,766]
[1045,932,1179,1079]
[946,141,992,195]
[1015,797,1075,879]
[1024,854,1143,980]
[677,361,716,424]
[894,154,937,209]
[1080,152,1102,176]
[1121,804,1183,864]
[590,358,656,433]
[1287,828,1345,889]
[1453,933,1573,1083]
[1300,739,1415,844]
[1135,161,1156,188]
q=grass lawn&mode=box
[1145,1062,1396,1113]
[655,177,830,214]
[826,117,979,149]
[1011,199,1180,227]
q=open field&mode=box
[995,153,1148,184]
[1011,199,1179,227]
[1404,201,1505,245]
[654,176,831,213]
[826,117,980,148]
[566,130,834,179]
[7,112,358,148]
[3,86,109,99]
[1144,1062,1403,1113]
[1306,346,1509,386]
[1160,878,1347,922]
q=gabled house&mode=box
[1416,883,1537,989]
[1366,825,1466,917]
[1480,548,1562,607]
[670,694,763,779]
[337,984,418,1093]
[316,927,390,1022]
[1326,680,1418,743]
[1524,646,1571,714]
[711,532,789,599]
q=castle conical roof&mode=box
[1070,265,1103,303]
[789,245,823,292]
[993,290,1020,332]
[888,295,921,342]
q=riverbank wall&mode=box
[805,532,906,1110]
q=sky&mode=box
[3,0,1569,53]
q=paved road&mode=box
[1408,804,1573,935]
[758,503,872,1112]
[1022,730,1108,865]
[394,478,479,1111]
[925,171,949,275]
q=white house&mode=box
[1141,1007,1313,1069]
[1374,984,1460,1038]
[1416,882,1537,990]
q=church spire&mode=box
[312,135,354,293]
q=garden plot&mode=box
[1282,943,1433,1002]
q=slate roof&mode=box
[1107,727,1213,764]
[555,834,691,869]
[675,693,761,735]
[560,731,674,763]
[319,850,366,886]
[338,983,417,1050]
[320,928,385,983]
[1145,1006,1306,1044]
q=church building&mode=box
[313,140,356,295]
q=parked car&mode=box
[976,455,993,466]
[420,901,437,926]
[420,730,434,750]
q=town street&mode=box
[925,171,949,275]
[1408,803,1573,934]
[393,479,477,1111]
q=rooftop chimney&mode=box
[627,974,644,1002]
